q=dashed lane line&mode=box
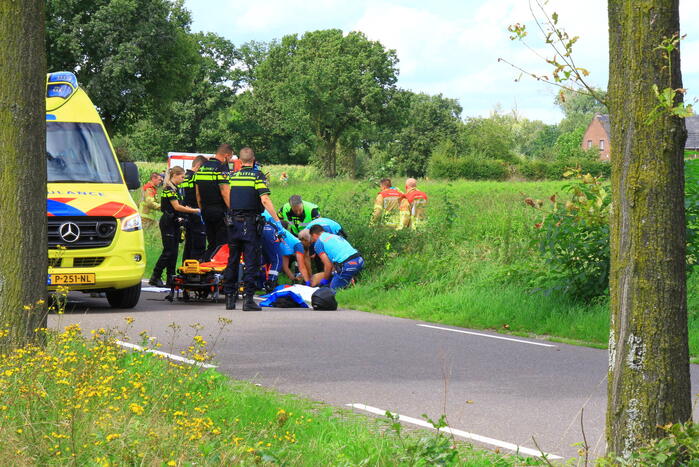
[417,324,557,348]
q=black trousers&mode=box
[202,207,228,261]
[222,217,261,296]
[153,217,179,281]
[183,213,206,262]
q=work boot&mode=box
[225,294,237,310]
[242,295,261,312]
[149,275,165,287]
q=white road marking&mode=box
[141,287,171,293]
[417,324,557,348]
[115,340,217,369]
[347,403,563,460]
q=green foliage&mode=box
[254,29,398,177]
[428,153,509,181]
[516,158,611,180]
[516,121,560,160]
[526,170,611,300]
[601,422,699,466]
[459,114,516,161]
[46,0,199,132]
[383,412,461,466]
[380,91,463,177]
[686,159,699,268]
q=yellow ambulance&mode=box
[46,71,145,308]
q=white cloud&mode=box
[185,0,699,123]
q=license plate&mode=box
[48,273,96,285]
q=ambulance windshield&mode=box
[47,122,121,183]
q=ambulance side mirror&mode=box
[120,162,140,190]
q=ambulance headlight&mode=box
[121,214,142,232]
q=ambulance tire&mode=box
[106,283,141,309]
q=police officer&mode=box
[180,155,208,262]
[223,147,282,311]
[150,166,201,289]
[195,144,233,261]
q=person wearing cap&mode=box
[278,195,320,236]
[398,178,428,230]
[299,225,364,290]
[195,144,233,260]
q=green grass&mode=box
[0,323,537,465]
[136,168,699,356]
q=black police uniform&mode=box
[193,158,230,261]
[222,165,270,306]
[152,186,183,284]
[179,169,206,262]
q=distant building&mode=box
[583,114,699,160]
[581,114,611,160]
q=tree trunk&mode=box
[607,0,691,457]
[0,0,48,349]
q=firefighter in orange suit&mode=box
[371,178,403,228]
[398,178,428,230]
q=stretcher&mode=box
[168,245,239,302]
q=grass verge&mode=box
[0,322,543,466]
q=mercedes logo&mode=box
[58,222,80,243]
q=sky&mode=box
[184,0,699,124]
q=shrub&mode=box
[428,154,509,180]
[600,422,699,466]
[515,158,610,180]
[525,170,611,300]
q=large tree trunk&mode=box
[607,0,691,456]
[0,1,48,348]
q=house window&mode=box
[600,139,605,150]
[587,140,592,149]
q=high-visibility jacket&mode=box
[371,188,403,227]
[279,200,320,235]
[398,188,428,230]
[139,181,160,220]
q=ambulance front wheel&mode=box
[106,283,141,309]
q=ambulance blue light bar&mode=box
[47,71,79,99]
[48,71,78,88]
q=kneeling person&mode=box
[302,225,364,290]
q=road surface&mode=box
[48,285,699,460]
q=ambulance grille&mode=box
[48,217,117,249]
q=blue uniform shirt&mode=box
[278,228,304,256]
[305,217,342,235]
[313,232,358,264]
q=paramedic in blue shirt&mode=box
[305,217,347,238]
[302,224,364,290]
[260,220,312,287]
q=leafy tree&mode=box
[388,91,463,177]
[254,29,398,177]
[458,113,516,161]
[0,0,47,348]
[46,0,199,133]
[519,122,560,160]
[606,0,691,456]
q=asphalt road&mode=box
[48,285,699,460]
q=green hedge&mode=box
[428,155,510,180]
[428,155,610,181]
